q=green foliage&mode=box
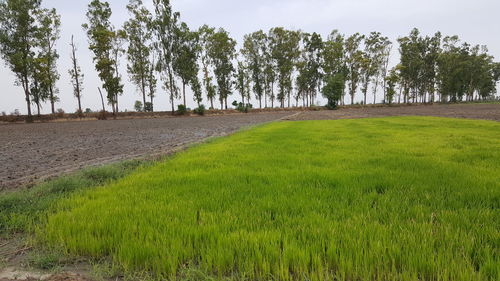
[192,105,205,116]
[0,160,145,235]
[124,0,155,109]
[144,102,153,112]
[41,117,499,281]
[321,73,345,109]
[176,104,187,115]
[206,28,236,110]
[0,0,42,117]
[242,30,266,108]
[134,100,143,112]
[83,0,123,113]
[268,27,301,108]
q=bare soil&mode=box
[290,103,500,121]
[0,112,293,190]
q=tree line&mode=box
[1,0,499,118]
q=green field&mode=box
[41,117,499,281]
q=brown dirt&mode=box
[0,112,293,190]
[290,103,500,121]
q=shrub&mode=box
[134,101,143,112]
[176,104,188,115]
[235,102,253,113]
[144,102,153,112]
[193,105,206,116]
[85,108,92,113]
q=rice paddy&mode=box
[41,117,500,281]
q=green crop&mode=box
[41,117,500,281]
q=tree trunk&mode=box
[98,87,106,112]
[50,85,55,114]
[182,81,186,107]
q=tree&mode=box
[83,0,122,115]
[153,0,179,113]
[235,61,250,105]
[385,67,400,105]
[262,33,276,108]
[242,30,266,108]
[0,0,42,119]
[198,25,217,109]
[124,0,154,111]
[322,30,346,105]
[301,32,323,106]
[207,28,236,110]
[35,7,60,114]
[69,35,84,113]
[345,33,364,105]
[134,100,143,112]
[172,22,201,108]
[268,27,301,108]
[321,73,344,109]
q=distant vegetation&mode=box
[0,0,499,118]
[41,117,499,280]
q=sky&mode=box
[1,0,499,114]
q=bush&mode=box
[144,102,153,112]
[234,102,253,113]
[85,108,92,113]
[134,101,143,112]
[176,104,188,115]
[193,105,206,116]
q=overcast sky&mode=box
[1,0,499,114]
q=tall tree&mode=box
[242,30,266,108]
[268,27,301,108]
[322,30,346,105]
[153,0,179,113]
[172,22,201,108]
[345,33,364,105]
[35,7,60,114]
[262,33,276,108]
[198,25,216,109]
[69,35,84,113]
[235,60,250,105]
[207,28,236,110]
[83,0,122,115]
[124,0,154,111]
[0,0,41,119]
[301,32,323,106]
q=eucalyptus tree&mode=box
[207,28,236,110]
[153,0,179,113]
[385,67,400,104]
[35,7,61,114]
[235,61,250,105]
[124,0,155,111]
[242,30,266,108]
[111,29,126,113]
[198,25,217,109]
[172,22,201,107]
[345,33,364,105]
[0,0,42,118]
[83,0,122,114]
[268,27,301,108]
[301,32,323,106]
[366,32,392,104]
[322,30,346,105]
[262,34,276,108]
[360,32,390,105]
[69,35,84,113]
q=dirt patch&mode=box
[291,103,500,121]
[0,112,293,190]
